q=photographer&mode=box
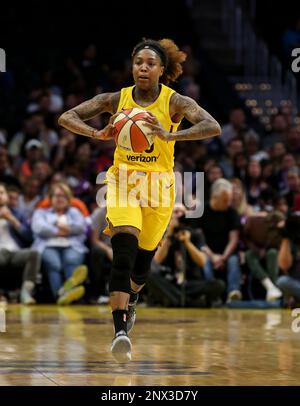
[147,204,225,307]
[277,213,300,305]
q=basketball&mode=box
[113,108,155,153]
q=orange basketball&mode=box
[113,108,155,153]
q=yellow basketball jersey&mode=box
[113,84,181,172]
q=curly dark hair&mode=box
[132,38,187,85]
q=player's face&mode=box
[132,49,164,90]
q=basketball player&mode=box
[58,38,221,363]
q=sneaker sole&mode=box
[111,336,132,363]
[63,265,88,292]
[57,286,85,306]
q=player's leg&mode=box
[127,248,157,333]
[109,224,140,363]
[127,197,175,333]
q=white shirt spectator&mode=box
[0,218,19,251]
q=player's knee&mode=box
[131,248,156,286]
[109,233,139,293]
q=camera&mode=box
[173,214,192,235]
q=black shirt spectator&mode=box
[195,203,240,254]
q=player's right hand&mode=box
[92,113,118,140]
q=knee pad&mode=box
[109,233,138,294]
[131,248,156,286]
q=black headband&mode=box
[133,44,167,66]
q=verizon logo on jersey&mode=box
[126,154,159,163]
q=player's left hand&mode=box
[143,112,173,141]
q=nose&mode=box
[140,63,148,72]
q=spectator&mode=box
[261,159,277,189]
[221,108,259,146]
[31,160,52,195]
[197,179,242,302]
[273,196,289,216]
[245,159,267,207]
[269,142,287,174]
[282,167,300,209]
[244,212,283,302]
[277,213,300,305]
[52,129,77,171]
[244,133,268,162]
[7,185,21,210]
[37,178,90,217]
[204,165,224,201]
[279,105,294,127]
[0,146,20,187]
[89,206,113,303]
[31,182,88,305]
[8,115,42,159]
[148,204,225,307]
[233,152,248,182]
[0,183,40,304]
[231,178,254,222]
[64,143,94,207]
[19,139,44,184]
[220,137,244,179]
[263,114,289,150]
[285,127,300,154]
[18,176,41,222]
[276,154,297,194]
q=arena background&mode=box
[1,0,300,390]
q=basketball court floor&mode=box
[0,305,299,386]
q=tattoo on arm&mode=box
[169,93,221,141]
[58,92,120,138]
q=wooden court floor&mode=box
[0,305,299,386]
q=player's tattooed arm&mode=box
[144,92,221,141]
[58,92,120,140]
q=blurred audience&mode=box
[148,204,225,307]
[31,183,88,305]
[1,40,300,308]
[0,183,40,304]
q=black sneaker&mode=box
[111,330,132,363]
[127,293,139,334]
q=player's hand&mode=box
[92,113,118,141]
[143,112,172,141]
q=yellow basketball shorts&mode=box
[103,165,175,250]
